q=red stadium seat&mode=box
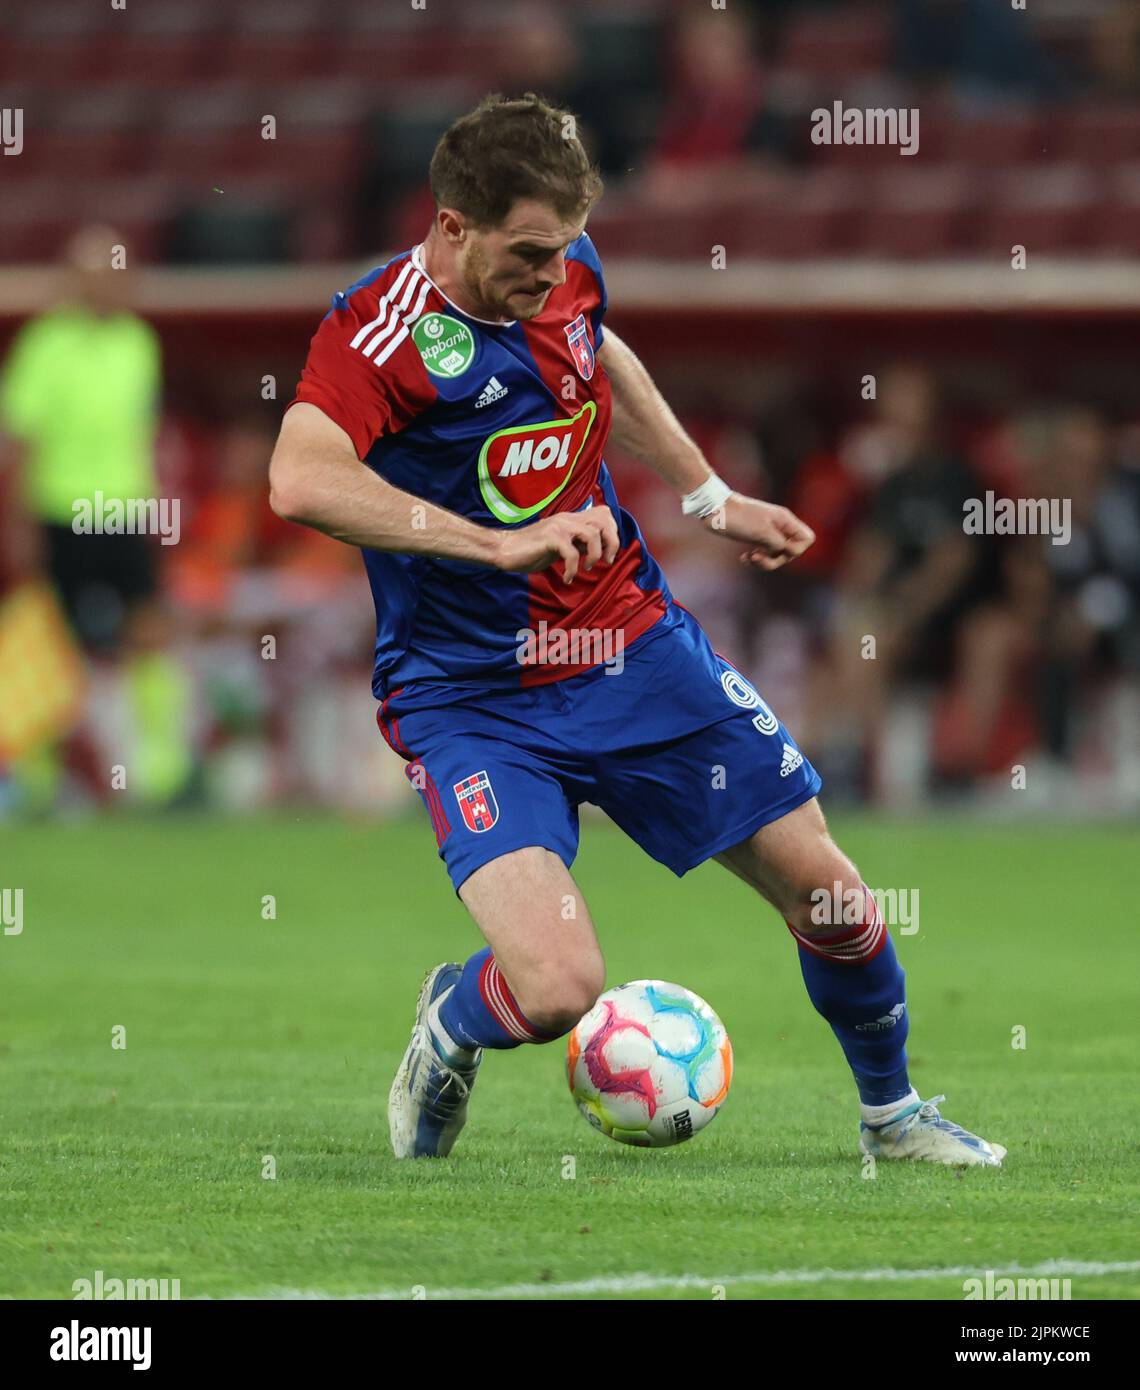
[1055,105,1140,166]
[735,168,861,256]
[936,113,1053,167]
[588,208,704,259]
[1095,202,1140,255]
[1096,163,1140,255]
[972,163,1102,253]
[854,166,974,258]
[779,11,891,81]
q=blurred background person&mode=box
[0,224,194,812]
[799,365,983,801]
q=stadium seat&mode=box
[1055,105,1140,165]
[937,113,1053,167]
[587,207,700,259]
[972,163,1102,253]
[1096,163,1140,255]
[734,168,861,256]
[854,166,975,258]
[779,10,891,81]
[33,87,149,179]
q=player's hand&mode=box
[704,495,815,571]
[493,505,620,585]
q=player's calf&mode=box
[720,800,1005,1165]
[445,846,606,1047]
[389,850,606,1158]
[720,801,909,1101]
[433,946,598,1051]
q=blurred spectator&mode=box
[896,0,1069,108]
[643,4,768,205]
[0,226,194,812]
[934,405,1140,800]
[494,4,664,179]
[800,365,984,798]
[169,406,354,620]
[1085,0,1140,99]
[166,405,367,807]
[1035,408,1140,753]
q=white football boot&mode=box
[860,1094,1006,1167]
[388,962,482,1159]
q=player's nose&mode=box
[544,248,568,287]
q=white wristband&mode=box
[681,474,733,518]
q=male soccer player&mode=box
[270,94,1004,1167]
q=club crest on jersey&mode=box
[563,313,595,381]
[477,400,596,524]
[453,771,499,833]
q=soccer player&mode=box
[270,95,1004,1167]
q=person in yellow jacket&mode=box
[0,225,193,810]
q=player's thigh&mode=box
[715,797,862,931]
[590,658,821,879]
[459,846,605,1028]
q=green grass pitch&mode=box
[2,811,1138,1300]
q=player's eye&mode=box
[515,245,561,263]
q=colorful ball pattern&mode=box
[566,980,733,1147]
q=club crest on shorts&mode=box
[563,313,595,381]
[453,770,499,832]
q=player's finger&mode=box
[752,526,793,558]
[574,517,603,571]
[558,537,580,584]
[586,508,622,561]
[742,547,788,570]
[596,507,620,562]
[776,507,816,551]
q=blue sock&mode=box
[436,947,556,1053]
[788,888,912,1106]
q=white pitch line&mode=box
[245,1258,1140,1301]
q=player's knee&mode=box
[516,958,605,1038]
[783,842,865,937]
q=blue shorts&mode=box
[377,607,822,893]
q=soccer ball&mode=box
[566,980,733,1147]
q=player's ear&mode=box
[437,207,467,245]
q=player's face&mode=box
[461,201,587,321]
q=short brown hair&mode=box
[429,93,603,229]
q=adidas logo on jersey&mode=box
[475,376,508,408]
[779,743,804,778]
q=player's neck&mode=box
[417,235,511,326]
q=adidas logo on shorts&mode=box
[475,376,508,408]
[779,742,804,778]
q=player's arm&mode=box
[599,329,814,571]
[269,402,618,584]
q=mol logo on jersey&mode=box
[477,400,596,524]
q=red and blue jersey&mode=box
[290,235,680,699]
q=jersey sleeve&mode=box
[289,283,436,460]
[569,233,608,349]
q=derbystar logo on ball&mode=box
[477,400,596,523]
